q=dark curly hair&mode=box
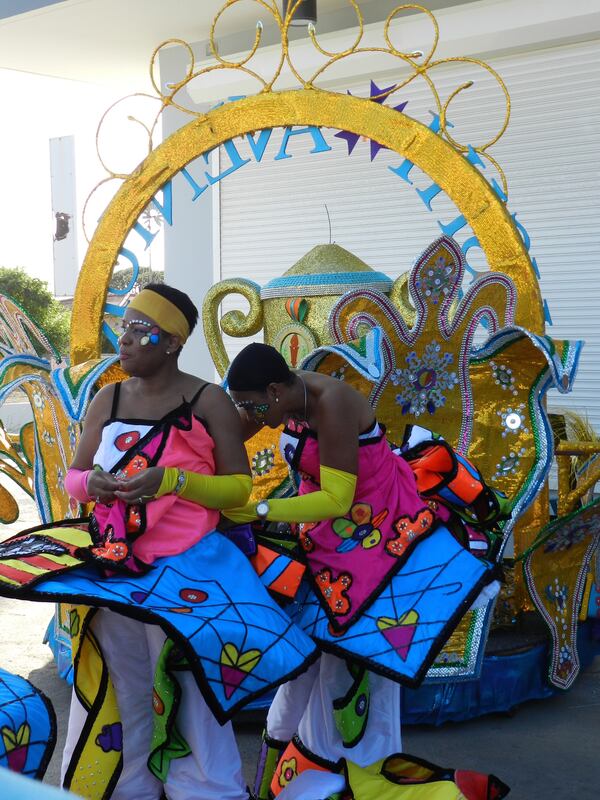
[227,343,293,391]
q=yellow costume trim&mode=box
[128,289,190,342]
[63,607,121,799]
[157,468,252,510]
[225,465,357,524]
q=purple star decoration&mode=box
[334,81,408,160]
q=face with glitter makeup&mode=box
[230,384,290,428]
[230,373,311,429]
[117,309,174,376]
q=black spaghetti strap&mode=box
[109,382,122,420]
[188,382,211,407]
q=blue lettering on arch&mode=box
[178,139,252,200]
[510,211,541,280]
[246,129,273,162]
[110,248,141,295]
[132,182,174,248]
[132,221,157,250]
[460,235,482,282]
[205,140,251,185]
[274,126,332,160]
[180,167,208,201]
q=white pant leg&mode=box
[145,624,248,800]
[61,609,163,799]
[297,654,402,767]
[266,659,321,742]
[60,682,88,785]
[93,609,164,800]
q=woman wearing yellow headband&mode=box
[64,283,254,799]
[11,284,316,800]
[71,283,253,561]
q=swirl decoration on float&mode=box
[147,1,511,186]
[79,1,516,358]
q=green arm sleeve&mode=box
[157,468,252,510]
[224,465,357,524]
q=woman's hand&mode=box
[114,467,165,505]
[87,470,121,505]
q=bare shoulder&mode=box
[193,382,237,416]
[311,371,372,430]
[86,382,118,421]
[315,371,357,405]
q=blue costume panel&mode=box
[0,530,316,723]
[288,526,494,686]
[0,668,56,779]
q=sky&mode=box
[0,68,147,291]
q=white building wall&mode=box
[159,44,220,380]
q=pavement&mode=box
[1,481,598,799]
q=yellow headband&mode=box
[128,289,190,343]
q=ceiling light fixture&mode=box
[282,0,317,28]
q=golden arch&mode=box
[71,89,543,365]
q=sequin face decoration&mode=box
[490,360,518,396]
[252,447,275,477]
[492,447,527,481]
[234,399,270,423]
[415,254,456,305]
[140,326,161,346]
[119,319,161,346]
[497,404,529,438]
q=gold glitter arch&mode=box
[144,2,511,188]
[71,89,542,364]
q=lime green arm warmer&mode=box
[224,465,357,524]
[157,468,252,510]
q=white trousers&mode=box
[61,609,247,800]
[266,653,401,767]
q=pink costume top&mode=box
[89,382,219,570]
[279,420,442,632]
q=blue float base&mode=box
[402,619,600,725]
[44,615,73,685]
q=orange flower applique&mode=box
[386,508,434,558]
[316,568,352,615]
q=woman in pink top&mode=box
[0,284,316,800]
[65,283,255,800]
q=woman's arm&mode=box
[199,385,252,477]
[68,384,120,502]
[226,383,361,524]
[115,384,252,508]
[314,382,359,476]
[165,385,252,508]
[70,384,113,470]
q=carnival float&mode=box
[0,1,598,795]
